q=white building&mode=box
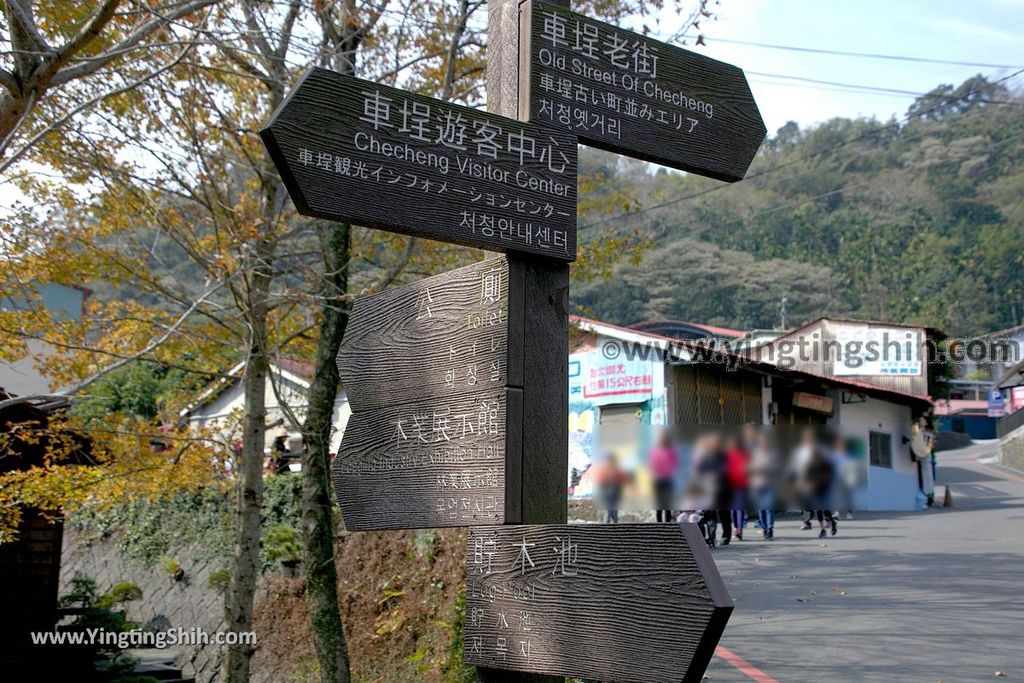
[0,282,91,396]
[180,357,350,458]
[568,316,939,511]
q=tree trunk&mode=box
[300,219,352,683]
[221,236,274,683]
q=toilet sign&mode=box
[332,257,521,530]
[259,0,764,676]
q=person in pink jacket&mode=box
[648,429,680,522]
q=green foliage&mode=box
[71,474,303,570]
[441,590,475,683]
[95,581,143,609]
[265,524,302,565]
[575,75,1024,337]
[70,360,201,422]
[208,567,232,593]
[158,555,184,579]
[411,529,439,564]
[60,573,102,609]
[58,573,139,651]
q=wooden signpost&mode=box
[332,256,523,530]
[261,0,767,677]
[519,0,766,181]
[261,69,578,260]
[463,524,733,683]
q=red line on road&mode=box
[715,645,780,683]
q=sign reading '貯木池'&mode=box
[260,68,577,260]
[520,0,766,182]
[464,523,733,683]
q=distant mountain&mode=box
[573,75,1024,337]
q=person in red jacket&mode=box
[725,434,751,541]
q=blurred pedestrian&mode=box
[592,452,627,523]
[749,430,780,540]
[725,434,750,541]
[806,444,837,538]
[649,429,680,523]
[792,428,818,530]
[694,433,732,545]
[831,435,857,520]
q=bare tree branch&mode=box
[0,45,192,175]
[50,0,219,86]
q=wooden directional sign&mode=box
[519,0,767,181]
[464,523,732,683]
[261,68,578,260]
[332,256,526,530]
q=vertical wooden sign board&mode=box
[332,256,527,530]
[464,524,733,683]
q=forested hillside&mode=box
[573,75,1024,337]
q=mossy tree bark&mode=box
[300,218,352,683]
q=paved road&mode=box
[702,442,1024,683]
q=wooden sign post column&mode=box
[477,1,570,680]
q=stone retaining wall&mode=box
[59,525,226,683]
[1000,424,1024,471]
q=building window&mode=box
[869,431,893,468]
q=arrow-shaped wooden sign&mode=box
[261,68,578,260]
[464,523,732,682]
[332,256,526,530]
[519,0,766,181]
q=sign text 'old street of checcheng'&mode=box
[259,0,766,676]
[520,0,766,181]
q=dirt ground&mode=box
[252,528,469,683]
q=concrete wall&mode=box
[1000,423,1024,471]
[60,525,226,682]
[835,396,919,510]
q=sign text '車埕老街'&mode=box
[520,0,766,182]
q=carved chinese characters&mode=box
[520,0,766,181]
[261,69,577,259]
[465,523,734,683]
[332,257,519,529]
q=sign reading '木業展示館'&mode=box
[333,256,524,530]
[520,0,766,181]
[261,68,578,260]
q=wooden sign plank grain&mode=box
[261,68,578,260]
[338,256,515,410]
[463,523,733,683]
[519,0,766,181]
[333,387,509,530]
[332,257,525,529]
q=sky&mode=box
[643,0,1024,134]
[3,0,1024,210]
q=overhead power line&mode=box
[579,67,1024,231]
[678,34,1024,70]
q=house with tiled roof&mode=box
[179,357,349,459]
